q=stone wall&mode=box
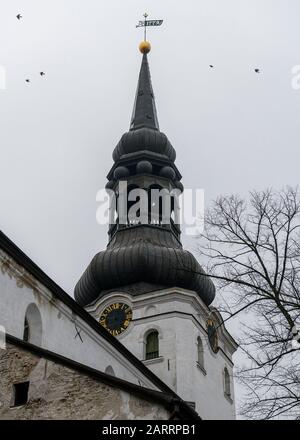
[0,343,170,420]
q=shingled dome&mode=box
[113,128,176,163]
[75,226,215,306]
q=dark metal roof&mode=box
[113,54,175,163]
[112,127,176,163]
[130,53,159,131]
[74,226,215,307]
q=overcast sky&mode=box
[1,1,300,404]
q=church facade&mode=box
[0,44,237,420]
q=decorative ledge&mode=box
[196,362,207,376]
[143,356,164,366]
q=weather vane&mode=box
[136,13,163,42]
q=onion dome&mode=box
[75,226,215,307]
[113,128,176,163]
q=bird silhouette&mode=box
[40,72,45,76]
[254,68,260,73]
[25,79,30,83]
[209,65,214,68]
[16,14,22,20]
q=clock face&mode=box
[99,302,132,336]
[206,319,219,353]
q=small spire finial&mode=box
[139,41,151,54]
[135,13,163,52]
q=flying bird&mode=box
[254,68,260,73]
[16,14,22,20]
[25,79,30,83]
[209,65,214,68]
[40,72,45,76]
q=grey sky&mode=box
[1,0,299,378]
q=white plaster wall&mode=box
[174,316,235,419]
[0,250,160,391]
[88,289,237,420]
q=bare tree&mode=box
[196,187,300,419]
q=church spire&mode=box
[74,39,216,309]
[130,47,159,131]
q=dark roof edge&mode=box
[6,334,200,420]
[0,230,176,394]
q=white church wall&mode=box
[88,288,237,420]
[174,315,235,419]
[0,249,161,391]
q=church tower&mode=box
[74,42,237,419]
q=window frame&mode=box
[145,330,159,360]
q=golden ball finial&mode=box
[139,40,151,54]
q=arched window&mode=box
[197,336,204,368]
[224,367,231,397]
[145,330,159,360]
[148,184,170,225]
[105,366,115,376]
[23,303,42,346]
[126,184,141,225]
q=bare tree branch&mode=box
[193,187,300,419]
